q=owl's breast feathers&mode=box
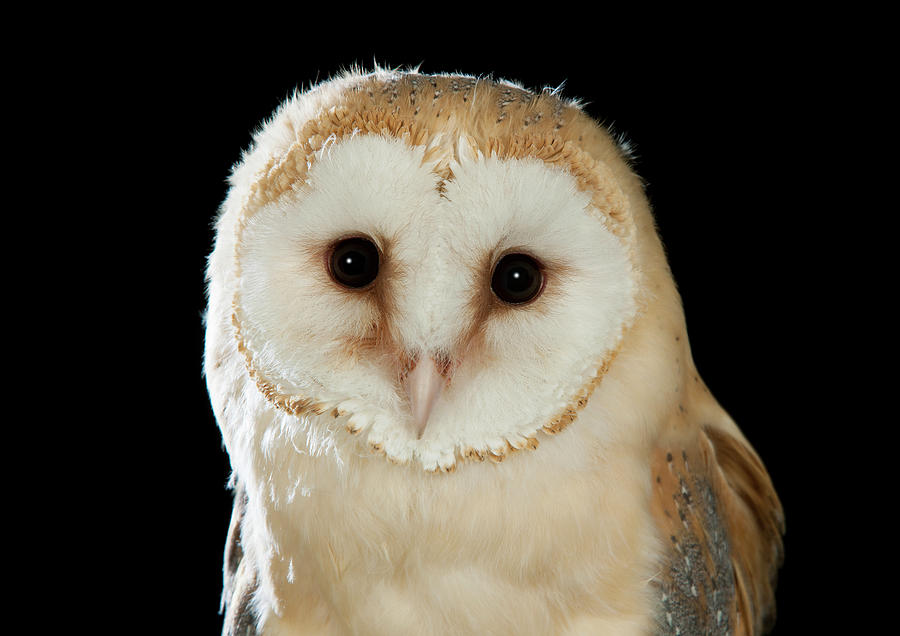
[219,429,785,636]
[650,420,784,635]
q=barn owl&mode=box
[205,69,784,636]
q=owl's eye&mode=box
[329,237,380,289]
[491,253,544,304]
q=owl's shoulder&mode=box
[649,422,784,635]
[221,481,259,636]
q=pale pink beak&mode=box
[402,356,447,439]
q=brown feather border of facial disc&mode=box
[228,73,638,473]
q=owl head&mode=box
[206,69,672,473]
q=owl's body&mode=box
[206,70,783,635]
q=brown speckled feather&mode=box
[221,481,258,636]
[651,423,784,635]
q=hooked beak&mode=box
[402,356,448,439]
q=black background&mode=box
[86,27,870,635]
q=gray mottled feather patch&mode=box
[223,561,258,636]
[655,453,736,635]
[221,480,258,636]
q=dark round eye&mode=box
[329,237,380,289]
[491,253,544,304]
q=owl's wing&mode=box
[221,479,259,636]
[650,418,784,635]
